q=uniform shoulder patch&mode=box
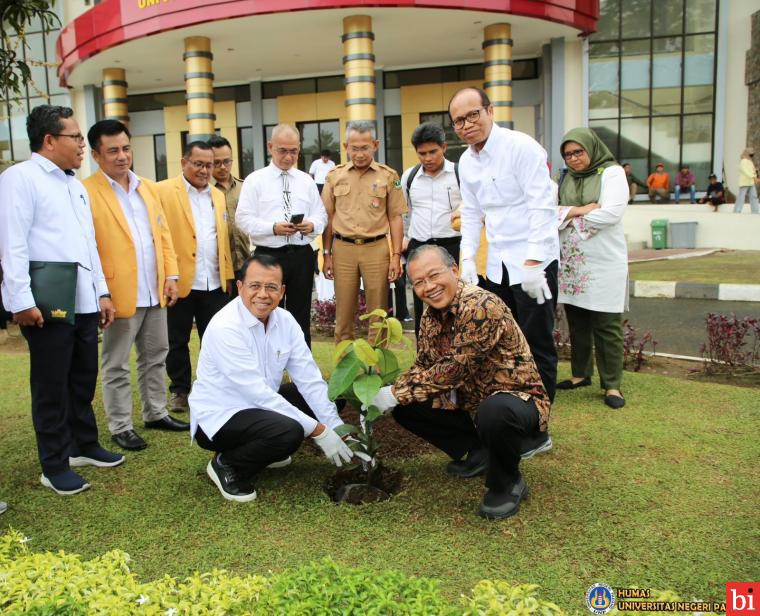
[393,179,401,189]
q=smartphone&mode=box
[290,213,305,224]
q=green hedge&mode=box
[0,530,563,615]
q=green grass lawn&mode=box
[628,250,760,284]
[1,336,758,613]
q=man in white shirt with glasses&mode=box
[449,87,559,412]
[189,253,353,502]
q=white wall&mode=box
[722,1,754,193]
[624,204,760,250]
[131,135,156,181]
[564,39,584,134]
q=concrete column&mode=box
[183,36,215,141]
[550,37,566,173]
[249,80,266,170]
[102,68,129,124]
[483,23,513,129]
[342,15,376,124]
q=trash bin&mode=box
[669,221,698,249]
[650,219,668,249]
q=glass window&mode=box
[685,0,716,33]
[10,107,31,161]
[25,33,48,97]
[652,37,682,116]
[238,126,254,178]
[0,117,11,160]
[316,75,344,93]
[589,119,619,160]
[419,112,467,163]
[650,116,680,173]
[589,43,620,119]
[619,117,650,180]
[653,0,684,36]
[620,0,651,39]
[296,120,340,172]
[620,39,650,117]
[460,64,485,81]
[383,116,402,176]
[263,124,275,166]
[591,0,619,40]
[153,134,167,181]
[511,59,539,80]
[681,114,713,182]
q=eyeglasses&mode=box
[274,147,299,157]
[411,269,448,291]
[186,160,214,171]
[562,148,586,161]
[451,107,486,130]
[213,159,233,169]
[347,144,373,154]
[52,133,85,144]
[246,282,282,293]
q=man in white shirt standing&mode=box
[84,120,189,452]
[189,253,353,502]
[0,105,124,496]
[449,87,559,404]
[158,142,234,413]
[308,148,336,194]
[236,124,327,347]
[400,122,462,336]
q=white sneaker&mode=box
[521,435,553,460]
[0,501,7,514]
[266,456,292,469]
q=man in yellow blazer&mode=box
[85,120,190,451]
[158,140,234,413]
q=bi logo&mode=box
[586,583,616,614]
[727,583,758,615]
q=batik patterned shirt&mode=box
[393,280,551,431]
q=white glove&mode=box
[520,264,552,305]
[312,428,354,467]
[459,258,478,285]
[369,385,398,415]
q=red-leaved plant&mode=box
[622,320,657,372]
[700,313,760,374]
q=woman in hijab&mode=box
[555,128,628,409]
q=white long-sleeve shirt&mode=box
[458,124,559,284]
[182,177,221,291]
[105,170,160,307]
[400,159,462,242]
[189,297,342,440]
[0,153,109,314]
[235,163,327,248]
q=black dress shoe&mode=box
[478,477,529,520]
[207,455,256,502]
[604,393,626,409]
[112,429,148,451]
[446,447,488,478]
[556,377,592,390]
[144,415,190,431]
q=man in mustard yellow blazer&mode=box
[158,140,234,413]
[85,120,190,451]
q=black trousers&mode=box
[21,313,101,475]
[194,384,315,480]
[393,393,540,492]
[167,288,229,395]
[481,261,558,402]
[254,243,314,347]
[407,237,461,337]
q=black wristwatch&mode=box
[99,293,112,299]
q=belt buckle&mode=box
[355,238,365,245]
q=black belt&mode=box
[413,237,460,246]
[334,232,386,245]
[255,243,311,253]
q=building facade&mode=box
[0,0,756,195]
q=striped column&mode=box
[483,23,513,129]
[102,68,129,125]
[183,36,215,141]
[342,15,376,123]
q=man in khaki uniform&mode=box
[321,121,406,342]
[209,135,249,287]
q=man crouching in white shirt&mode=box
[189,253,353,502]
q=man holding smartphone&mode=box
[236,124,327,346]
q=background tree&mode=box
[1,0,59,98]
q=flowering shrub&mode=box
[623,320,657,372]
[700,313,760,374]
[0,529,574,615]
[311,294,367,336]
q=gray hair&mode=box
[271,123,300,142]
[345,120,376,141]
[407,244,456,268]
